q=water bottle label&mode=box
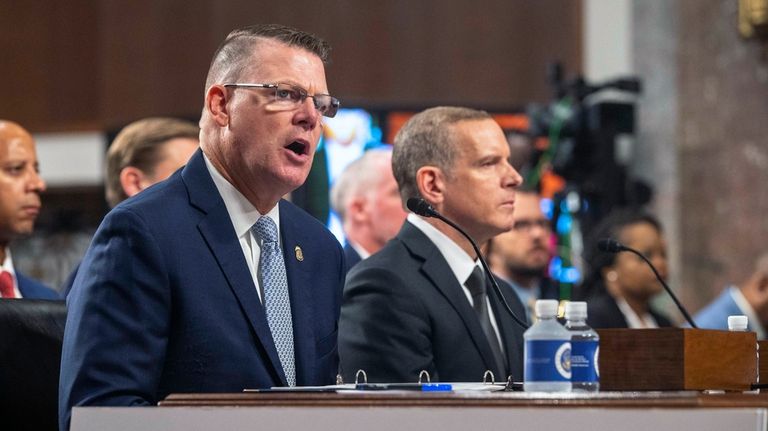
[571,340,599,383]
[525,340,571,382]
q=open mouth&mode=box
[286,141,308,156]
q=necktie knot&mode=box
[253,216,279,244]
[465,266,487,298]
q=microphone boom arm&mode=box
[407,198,529,330]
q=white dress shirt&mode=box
[616,297,660,329]
[203,153,280,304]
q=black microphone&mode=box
[407,197,529,329]
[597,237,697,329]
[597,238,626,254]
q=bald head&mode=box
[0,121,33,145]
[0,120,45,247]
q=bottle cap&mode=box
[727,315,748,331]
[535,299,559,319]
[565,301,587,320]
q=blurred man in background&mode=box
[0,120,57,299]
[488,189,557,321]
[330,147,406,271]
[104,117,199,208]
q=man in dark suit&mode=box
[330,147,406,272]
[60,24,345,429]
[0,120,57,299]
[339,107,528,383]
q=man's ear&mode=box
[206,85,229,127]
[119,167,147,198]
[348,196,369,224]
[415,166,445,206]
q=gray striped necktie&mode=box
[252,216,296,386]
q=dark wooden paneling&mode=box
[0,0,100,131]
[678,0,768,310]
[2,0,582,131]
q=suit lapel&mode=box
[182,151,287,386]
[398,222,503,376]
[279,201,316,386]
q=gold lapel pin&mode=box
[294,245,304,261]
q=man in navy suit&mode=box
[339,107,528,383]
[0,120,57,300]
[330,147,406,272]
[60,24,345,429]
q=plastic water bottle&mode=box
[524,299,572,392]
[565,301,600,392]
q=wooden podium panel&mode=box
[597,328,757,391]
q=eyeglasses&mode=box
[223,83,340,118]
[512,218,552,233]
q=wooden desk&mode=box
[71,391,768,431]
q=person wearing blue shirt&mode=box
[694,253,768,338]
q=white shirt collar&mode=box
[203,152,280,238]
[615,296,659,329]
[1,248,16,276]
[729,285,766,339]
[347,240,371,260]
[407,213,478,285]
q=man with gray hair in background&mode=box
[330,147,406,272]
[339,106,528,383]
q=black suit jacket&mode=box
[586,293,672,329]
[339,221,527,383]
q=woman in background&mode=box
[578,209,673,328]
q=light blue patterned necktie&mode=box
[253,216,296,386]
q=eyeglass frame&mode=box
[511,218,552,233]
[222,82,341,118]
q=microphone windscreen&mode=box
[406,197,434,218]
[597,238,623,253]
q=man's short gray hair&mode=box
[331,147,392,221]
[204,23,331,91]
[392,106,491,203]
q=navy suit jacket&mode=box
[339,221,527,383]
[17,271,59,299]
[60,151,345,429]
